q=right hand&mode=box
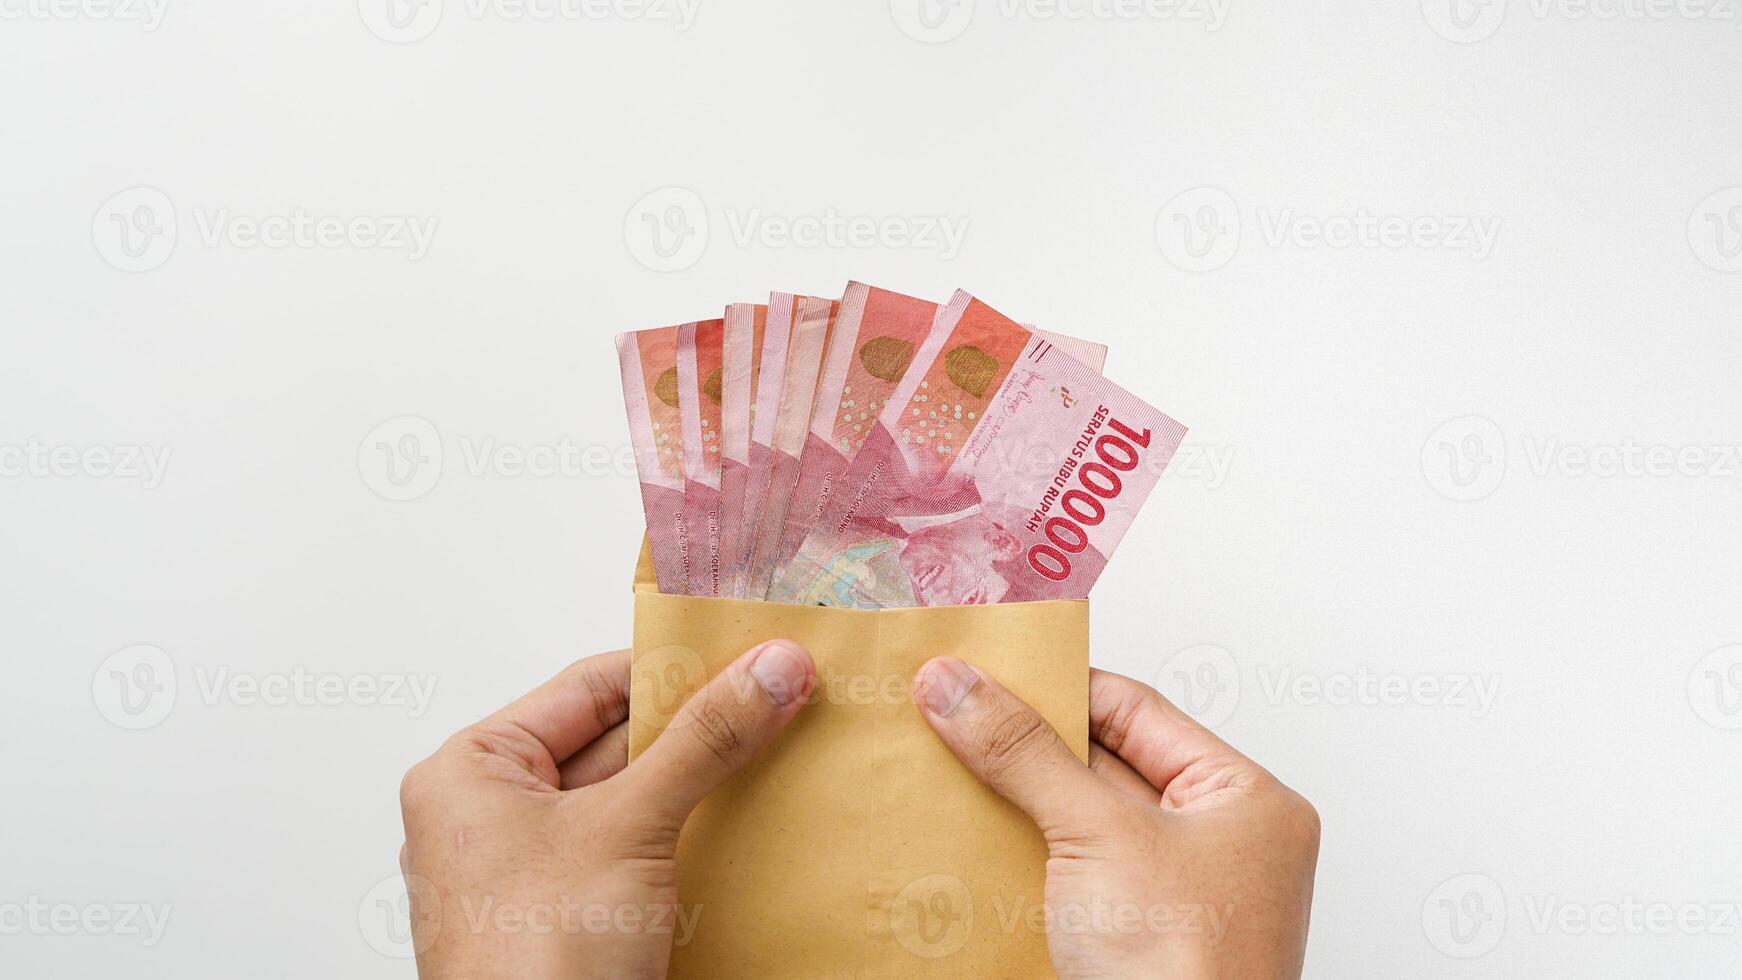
[913,658,1320,979]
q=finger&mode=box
[559,722,629,789]
[1089,743,1163,806]
[471,649,631,768]
[913,657,1108,836]
[1089,668,1248,794]
[618,639,815,825]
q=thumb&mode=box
[621,639,815,827]
[915,656,1107,836]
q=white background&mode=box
[4,0,1740,976]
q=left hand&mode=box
[397,640,815,979]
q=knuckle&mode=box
[978,709,1053,773]
[1090,689,1144,755]
[398,757,440,812]
[594,801,683,861]
[1260,784,1321,853]
[575,656,627,732]
[1281,792,1322,850]
[686,699,746,765]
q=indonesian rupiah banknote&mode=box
[615,324,692,594]
[765,283,944,597]
[742,292,839,599]
[731,298,795,597]
[717,302,767,597]
[676,317,725,595]
[767,291,1185,608]
[766,284,1110,603]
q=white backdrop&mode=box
[4,2,1740,976]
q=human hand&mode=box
[397,640,815,980]
[913,658,1319,979]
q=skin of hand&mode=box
[397,640,815,980]
[913,658,1320,980]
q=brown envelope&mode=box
[628,540,1089,979]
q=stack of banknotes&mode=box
[615,283,1189,608]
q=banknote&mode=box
[615,324,691,594]
[1030,329,1107,373]
[742,293,838,598]
[718,302,767,598]
[765,285,1112,602]
[733,296,796,597]
[768,291,1186,608]
[764,283,939,600]
[676,317,725,596]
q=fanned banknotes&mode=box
[765,283,936,600]
[732,299,795,598]
[742,293,838,599]
[616,283,1186,607]
[677,317,726,596]
[718,303,767,597]
[616,324,692,594]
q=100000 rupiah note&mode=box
[769,292,1186,608]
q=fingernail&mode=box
[749,641,811,707]
[919,657,979,718]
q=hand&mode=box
[914,658,1319,979]
[397,640,815,980]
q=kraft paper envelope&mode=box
[627,540,1089,979]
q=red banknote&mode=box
[615,324,693,594]
[768,292,1186,607]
